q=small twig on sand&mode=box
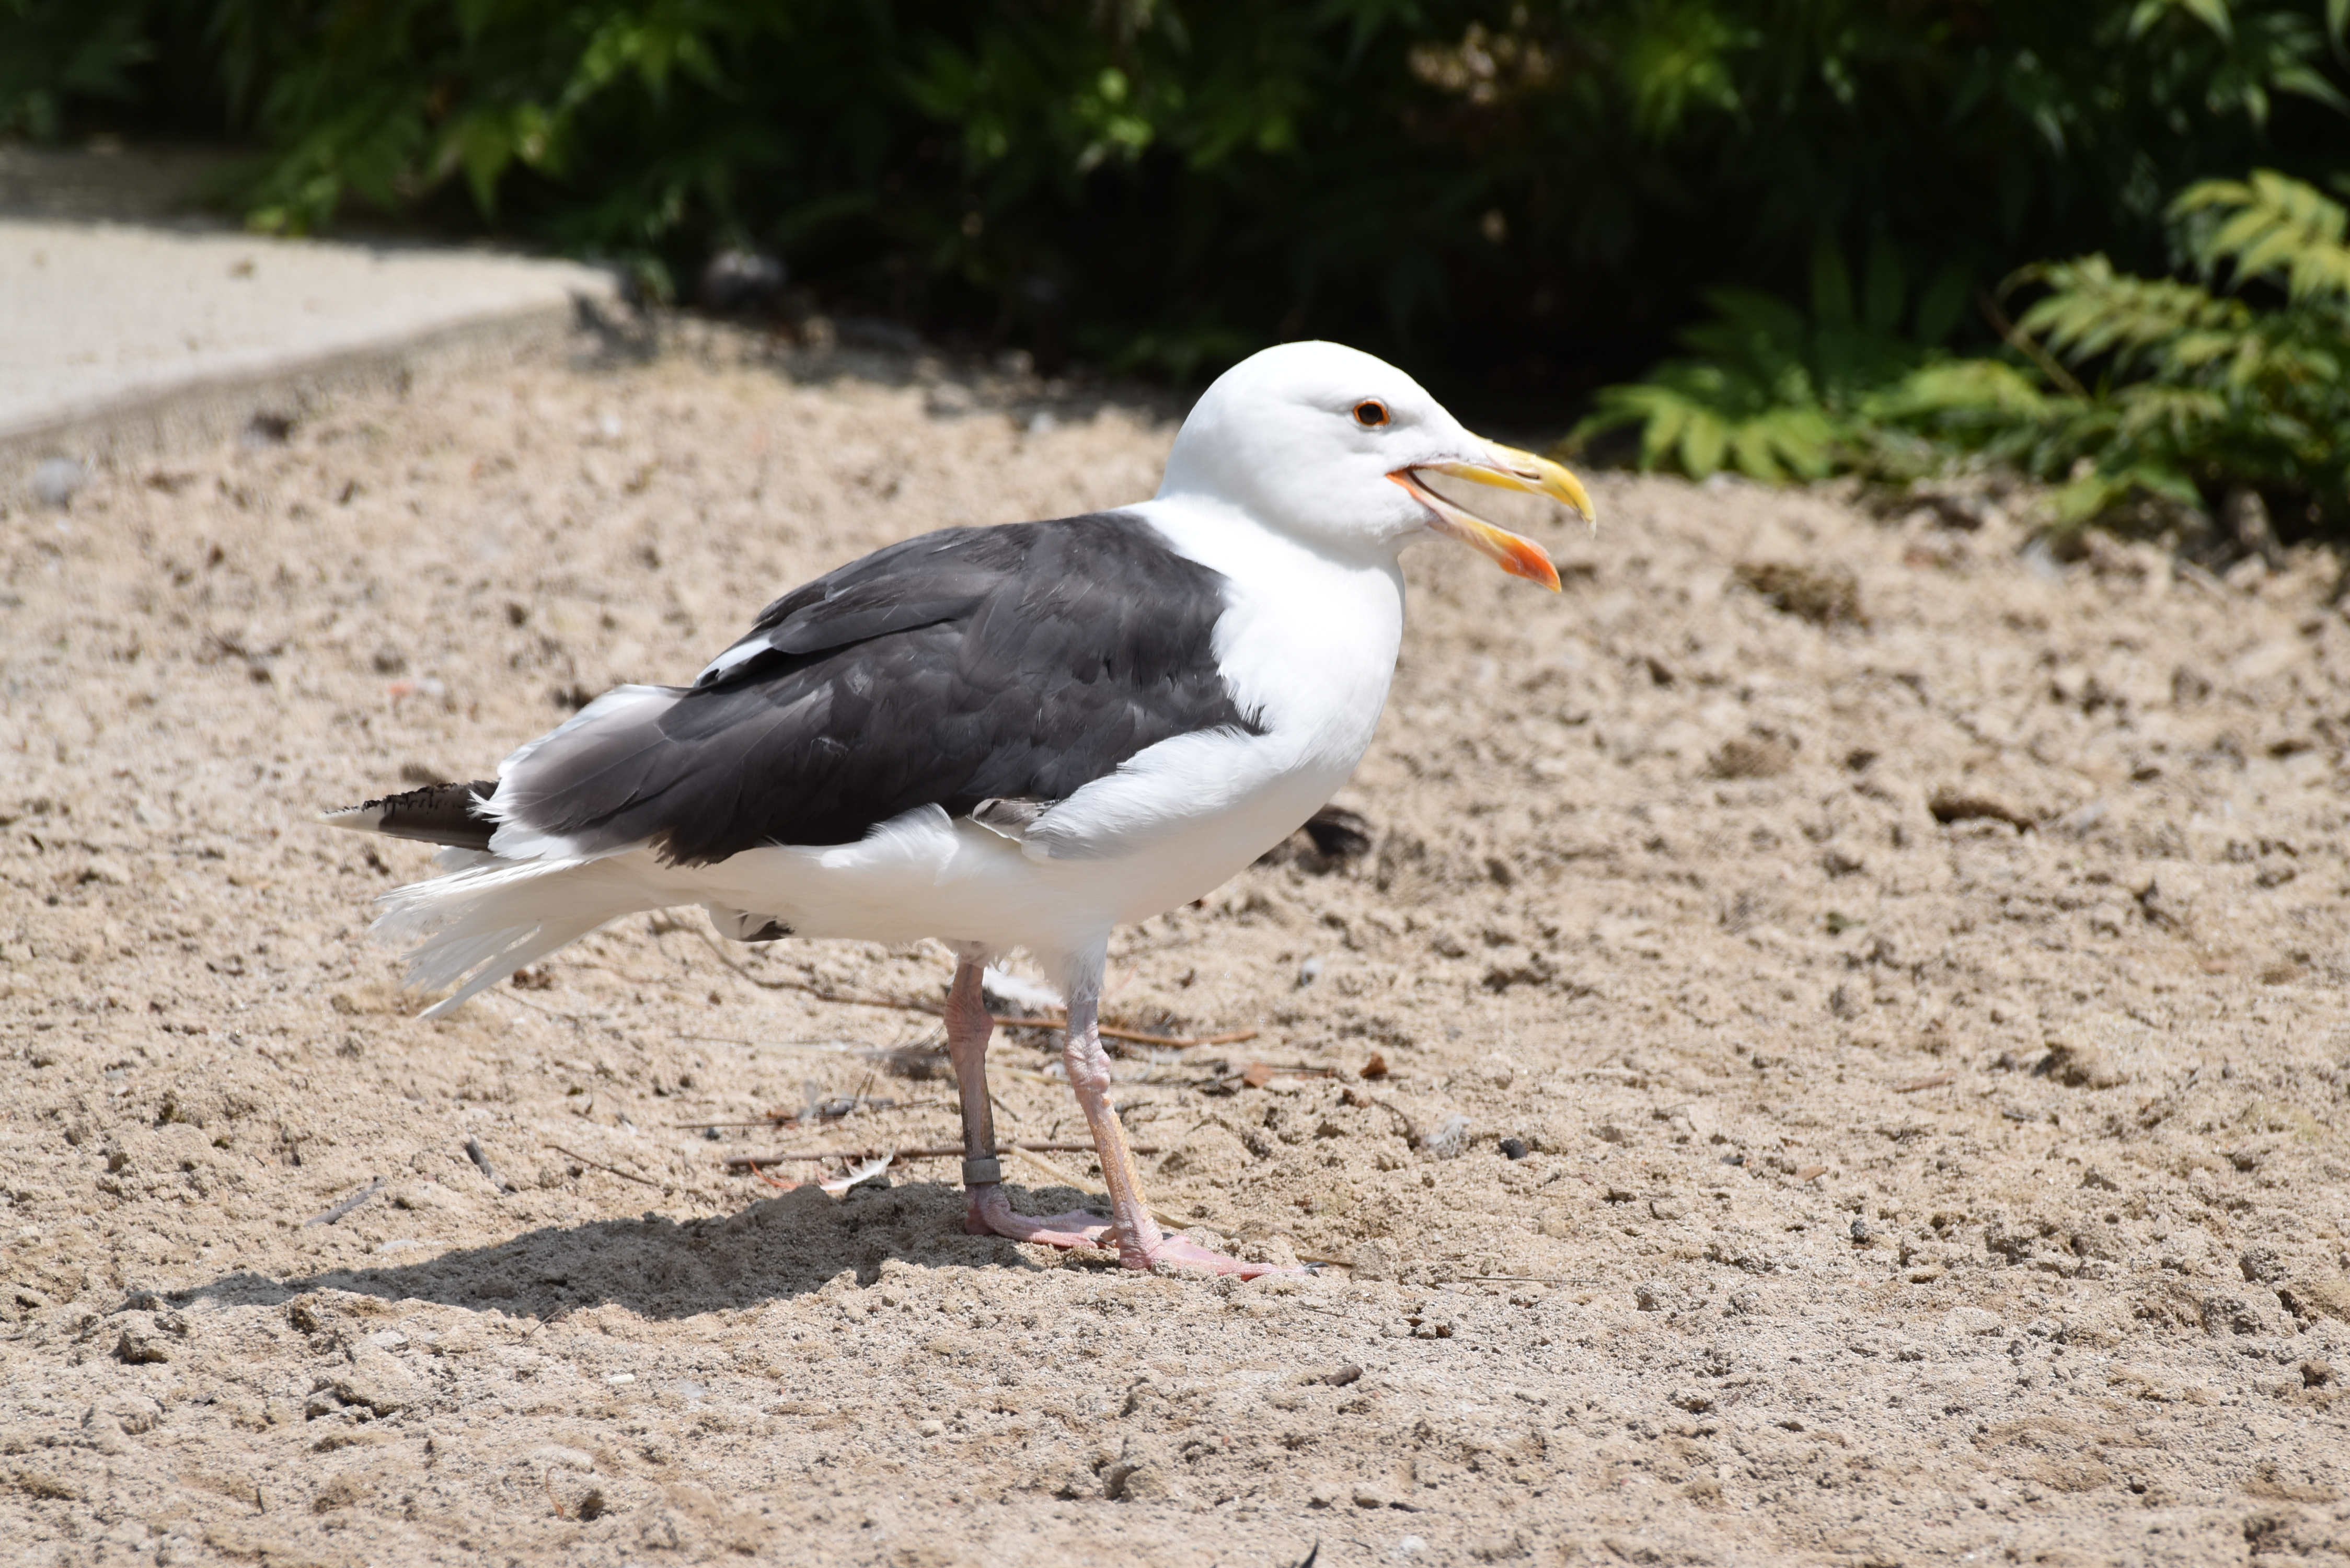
[464,1137,516,1194]
[676,1034,866,1053]
[722,1139,1154,1171]
[688,928,863,996]
[303,1178,385,1228]
[668,1098,948,1131]
[670,1094,944,1131]
[547,1143,661,1187]
[994,1016,1260,1049]
[1225,1060,1340,1089]
[1894,1071,1956,1093]
[689,928,1255,1047]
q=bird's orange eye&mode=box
[1352,399,1390,428]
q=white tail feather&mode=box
[374,854,667,1017]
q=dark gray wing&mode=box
[493,512,1260,866]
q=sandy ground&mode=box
[5,320,2350,1568]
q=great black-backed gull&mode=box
[327,340,1594,1276]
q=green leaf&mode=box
[1724,420,1788,483]
[1638,397,1690,470]
[1678,409,1728,478]
[2189,0,2237,43]
[2175,170,2350,302]
[453,115,513,215]
[2128,0,2234,41]
[2273,64,2350,115]
[1870,359,2053,423]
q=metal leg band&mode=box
[961,1156,1003,1187]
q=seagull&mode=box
[327,340,1594,1276]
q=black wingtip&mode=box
[321,779,501,851]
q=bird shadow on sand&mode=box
[183,1179,1107,1322]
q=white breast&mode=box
[1021,495,1405,867]
[1160,494,1408,767]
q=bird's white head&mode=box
[1156,340,1594,590]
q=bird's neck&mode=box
[1135,496,1406,767]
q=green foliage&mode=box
[0,0,153,142]
[1571,240,1972,481]
[5,2,2349,387]
[1916,171,2350,528]
[2175,167,2350,299]
[1592,169,2350,536]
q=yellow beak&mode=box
[1388,441,1596,593]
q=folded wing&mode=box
[485,512,1259,866]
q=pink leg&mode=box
[949,952,1296,1277]
[1054,966,1294,1279]
[943,956,1113,1248]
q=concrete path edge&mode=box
[1,295,607,508]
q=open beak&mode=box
[1388,441,1596,593]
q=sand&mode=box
[4,320,2349,1567]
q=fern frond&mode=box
[1575,351,1852,482]
[2229,332,2347,391]
[1725,408,1839,483]
[2018,259,2242,364]
[2109,382,2229,442]
[1573,383,1679,456]
[1867,359,2054,422]
[1574,166,2350,527]
[1674,406,1730,478]
[2173,170,2350,304]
